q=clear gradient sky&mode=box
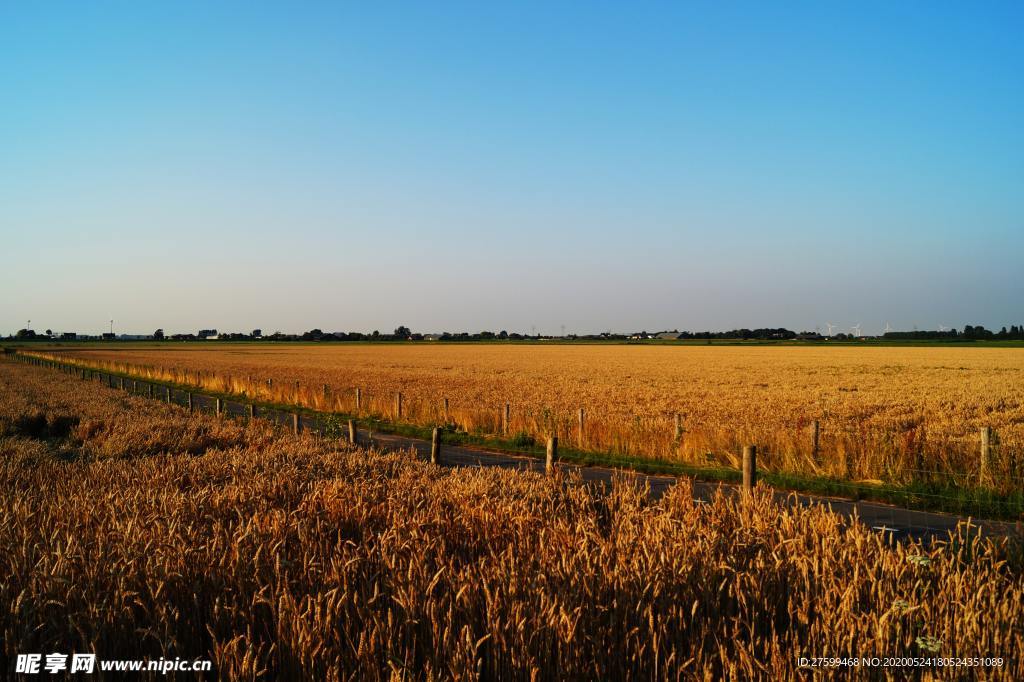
[2,2,1022,336]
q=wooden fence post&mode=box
[322,384,329,398]
[293,413,300,435]
[396,392,403,419]
[504,403,511,434]
[348,419,357,445]
[443,397,449,422]
[248,403,256,420]
[674,413,683,442]
[980,427,992,485]
[148,384,153,398]
[578,408,585,446]
[812,420,820,459]
[742,445,757,494]
[546,436,559,475]
[215,398,223,416]
[431,427,441,465]
[187,393,193,412]
[355,388,362,412]
[165,386,172,404]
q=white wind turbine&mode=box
[825,322,838,336]
[850,323,862,337]
[884,322,893,334]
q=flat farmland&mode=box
[5,360,1021,678]
[56,344,1024,488]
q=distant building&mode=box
[60,332,77,340]
[423,333,443,341]
[197,329,218,339]
[101,332,116,340]
[655,331,682,340]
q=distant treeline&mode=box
[172,327,804,342]
[882,325,1024,341]
[672,328,798,340]
[10,324,1024,343]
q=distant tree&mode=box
[45,329,52,337]
[499,330,508,339]
[394,326,411,338]
[153,329,164,340]
[372,330,380,338]
[963,325,994,340]
[15,329,35,339]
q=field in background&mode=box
[46,344,1024,491]
[1,360,1021,678]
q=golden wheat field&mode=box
[1,359,1022,680]
[47,344,1024,488]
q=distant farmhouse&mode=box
[197,329,218,339]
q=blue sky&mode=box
[2,2,1021,335]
